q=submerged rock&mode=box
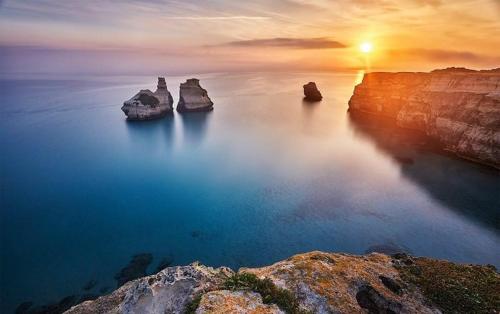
[15,301,33,314]
[177,78,214,112]
[365,243,412,255]
[114,253,153,287]
[121,77,174,120]
[348,68,500,168]
[303,82,323,101]
[156,255,174,272]
[82,280,97,291]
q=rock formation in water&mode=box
[177,79,214,112]
[65,251,498,314]
[121,77,174,120]
[348,68,500,168]
[303,82,323,101]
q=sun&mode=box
[360,42,373,53]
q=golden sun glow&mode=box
[360,42,373,53]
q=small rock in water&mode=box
[177,78,214,112]
[114,253,153,287]
[29,295,80,314]
[99,286,110,294]
[82,279,98,291]
[191,230,200,238]
[15,301,33,314]
[303,82,323,101]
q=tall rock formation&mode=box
[348,68,500,168]
[121,77,174,120]
[303,82,323,101]
[177,79,214,112]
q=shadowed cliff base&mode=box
[348,111,500,232]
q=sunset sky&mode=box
[0,0,499,74]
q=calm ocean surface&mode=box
[0,72,499,312]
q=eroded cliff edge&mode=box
[65,251,499,314]
[348,68,500,168]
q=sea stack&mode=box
[177,78,214,112]
[303,82,323,101]
[348,68,500,168]
[121,77,174,120]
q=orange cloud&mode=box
[217,37,346,49]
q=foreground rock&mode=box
[121,77,174,120]
[348,68,500,168]
[303,82,323,101]
[66,263,232,314]
[65,251,499,313]
[177,79,214,112]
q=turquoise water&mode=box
[0,72,499,312]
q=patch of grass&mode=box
[396,257,499,313]
[183,294,202,314]
[224,272,310,314]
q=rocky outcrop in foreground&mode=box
[303,82,322,101]
[66,251,499,314]
[121,78,174,120]
[177,79,214,112]
[348,68,500,168]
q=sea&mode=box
[1,72,499,312]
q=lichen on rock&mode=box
[65,251,499,314]
[197,290,284,314]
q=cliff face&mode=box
[64,251,499,314]
[177,79,214,112]
[348,69,500,168]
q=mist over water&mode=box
[0,72,499,312]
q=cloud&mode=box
[412,0,441,6]
[389,48,489,62]
[218,37,346,49]
[162,16,270,20]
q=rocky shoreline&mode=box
[62,251,498,314]
[348,68,500,169]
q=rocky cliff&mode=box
[65,251,499,314]
[121,77,174,120]
[177,79,214,112]
[348,68,500,168]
